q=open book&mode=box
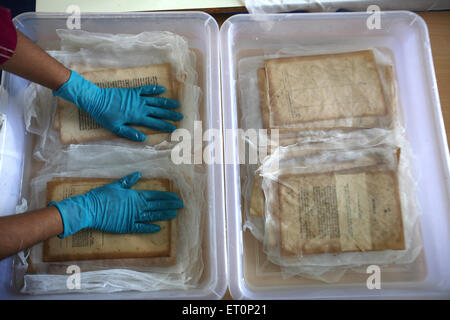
[55,64,180,145]
[258,50,395,132]
[44,177,177,265]
[275,170,405,256]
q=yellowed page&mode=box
[250,175,265,217]
[44,177,176,262]
[277,170,405,256]
[36,0,243,12]
[264,50,387,128]
[58,64,178,145]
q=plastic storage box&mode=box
[0,11,226,299]
[220,12,450,299]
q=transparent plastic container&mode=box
[220,11,450,299]
[0,11,226,299]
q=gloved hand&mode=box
[49,172,183,238]
[53,70,183,142]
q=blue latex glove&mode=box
[49,172,183,238]
[53,70,183,142]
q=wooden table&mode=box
[418,12,450,147]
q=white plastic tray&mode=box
[0,11,226,300]
[220,11,450,299]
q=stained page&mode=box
[44,177,176,262]
[58,64,178,145]
[264,50,387,127]
[277,171,405,255]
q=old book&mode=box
[53,65,109,131]
[263,50,388,128]
[258,67,301,135]
[57,64,180,145]
[248,147,386,218]
[258,66,393,132]
[257,67,271,130]
[258,66,397,134]
[43,177,177,263]
[276,170,405,256]
[250,175,265,217]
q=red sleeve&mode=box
[0,7,18,65]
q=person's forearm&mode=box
[0,207,63,260]
[1,30,70,91]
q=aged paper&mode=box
[335,173,372,251]
[277,170,405,256]
[53,65,110,131]
[58,64,179,145]
[250,175,265,217]
[248,147,386,218]
[257,67,271,130]
[257,67,394,132]
[44,177,177,262]
[258,67,300,135]
[264,50,387,128]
